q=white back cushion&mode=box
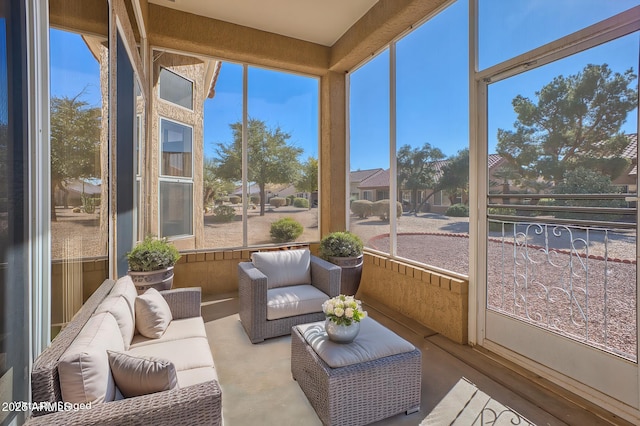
[95,295,135,349]
[252,249,311,289]
[110,275,138,321]
[58,312,124,404]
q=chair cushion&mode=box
[267,284,329,320]
[58,312,124,404]
[96,295,135,349]
[107,350,178,398]
[176,367,219,388]
[135,288,173,338]
[110,275,138,321]
[252,249,311,289]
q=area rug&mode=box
[202,310,322,425]
[421,377,536,426]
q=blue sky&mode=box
[50,0,638,172]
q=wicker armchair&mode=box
[238,250,341,343]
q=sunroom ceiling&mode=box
[148,0,379,46]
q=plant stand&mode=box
[328,255,363,296]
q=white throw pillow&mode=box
[135,288,173,338]
[107,351,178,398]
[95,295,135,349]
[252,249,311,289]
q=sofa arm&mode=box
[24,381,222,426]
[310,256,341,297]
[159,287,202,320]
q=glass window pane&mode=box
[395,0,469,274]
[159,67,193,109]
[246,66,319,246]
[50,25,108,332]
[160,118,192,178]
[479,0,638,70]
[204,62,244,248]
[349,49,390,253]
[0,4,29,423]
[160,181,193,237]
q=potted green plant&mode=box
[127,236,181,293]
[319,231,364,296]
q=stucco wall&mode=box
[358,252,469,344]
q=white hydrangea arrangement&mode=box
[322,294,367,326]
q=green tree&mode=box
[50,93,101,221]
[437,148,469,205]
[294,156,318,209]
[553,167,625,221]
[215,118,303,215]
[396,143,445,214]
[203,157,235,208]
[496,64,637,185]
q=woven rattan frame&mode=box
[238,255,341,343]
[26,279,222,425]
[291,324,421,426]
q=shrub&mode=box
[127,236,181,272]
[287,195,295,205]
[269,197,286,208]
[487,207,516,232]
[270,217,304,243]
[371,200,402,220]
[351,200,373,218]
[553,167,626,221]
[445,203,469,217]
[212,205,236,222]
[250,194,260,205]
[293,197,309,208]
[228,195,241,204]
[319,232,363,259]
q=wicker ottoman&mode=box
[291,318,421,426]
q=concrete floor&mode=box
[201,293,633,426]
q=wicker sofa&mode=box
[25,277,222,426]
[238,249,341,343]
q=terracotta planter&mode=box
[129,266,174,293]
[328,255,363,296]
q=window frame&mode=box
[158,66,194,111]
[158,116,194,238]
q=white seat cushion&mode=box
[127,337,214,372]
[252,249,311,289]
[58,312,124,404]
[129,317,207,348]
[266,285,328,320]
[96,295,135,349]
[176,367,219,388]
